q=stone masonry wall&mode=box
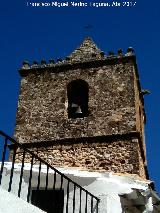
[133,67,147,168]
[14,61,136,143]
[15,138,146,178]
[12,37,148,179]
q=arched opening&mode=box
[67,79,89,118]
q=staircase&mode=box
[0,130,99,213]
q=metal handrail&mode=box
[0,130,100,212]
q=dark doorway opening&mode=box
[31,189,64,213]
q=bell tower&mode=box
[14,37,147,179]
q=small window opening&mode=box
[67,79,89,118]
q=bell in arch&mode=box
[75,105,82,114]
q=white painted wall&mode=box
[0,186,45,213]
[0,162,159,213]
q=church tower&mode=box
[14,37,147,179]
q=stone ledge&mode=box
[19,55,136,77]
[12,131,141,148]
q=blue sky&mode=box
[0,0,160,192]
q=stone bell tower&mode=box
[14,37,147,179]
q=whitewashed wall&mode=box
[0,162,159,213]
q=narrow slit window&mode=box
[67,79,89,118]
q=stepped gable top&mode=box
[68,37,103,62]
